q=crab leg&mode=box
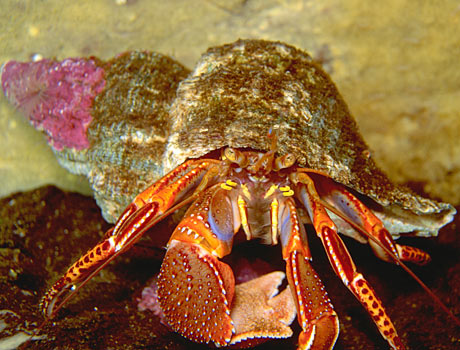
[41,159,220,318]
[295,172,405,350]
[315,178,431,266]
[279,197,340,350]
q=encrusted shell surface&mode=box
[164,39,454,237]
[53,51,190,220]
[2,40,455,236]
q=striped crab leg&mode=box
[41,159,220,318]
[279,197,340,350]
[312,176,431,266]
[294,172,406,350]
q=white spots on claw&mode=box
[291,251,308,327]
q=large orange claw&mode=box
[159,244,298,348]
[158,240,235,346]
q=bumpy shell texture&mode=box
[48,51,189,220]
[1,39,455,237]
[165,40,454,237]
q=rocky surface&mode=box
[0,186,458,349]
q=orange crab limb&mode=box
[295,173,405,350]
[280,198,340,350]
[110,158,221,238]
[315,177,431,266]
[41,159,220,318]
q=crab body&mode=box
[1,40,456,349]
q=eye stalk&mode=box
[223,147,249,168]
[274,153,296,171]
[223,147,296,174]
[223,148,237,162]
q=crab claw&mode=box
[229,271,297,348]
[157,240,236,346]
[157,240,298,348]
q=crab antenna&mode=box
[268,127,278,152]
[248,128,279,174]
[319,199,460,327]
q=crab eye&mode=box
[224,148,237,162]
[224,147,249,167]
[275,153,296,170]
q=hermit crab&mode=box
[1,39,456,349]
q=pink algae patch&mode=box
[1,58,105,150]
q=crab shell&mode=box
[1,39,455,237]
[164,39,455,239]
